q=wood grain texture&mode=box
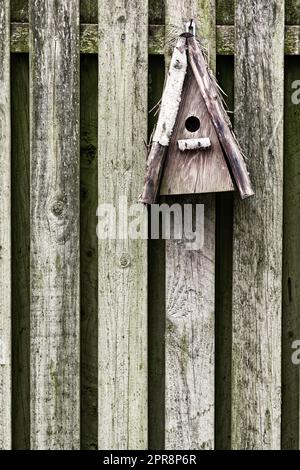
[165,195,215,450]
[30,0,80,449]
[232,0,284,449]
[187,36,254,199]
[160,64,234,195]
[282,57,300,450]
[216,25,300,56]
[0,0,11,450]
[9,23,300,55]
[80,55,98,450]
[218,0,300,25]
[164,0,215,450]
[153,36,187,147]
[98,0,148,449]
[11,54,30,450]
[140,36,187,204]
[165,0,216,69]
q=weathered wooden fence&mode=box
[0,0,299,450]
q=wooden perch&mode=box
[187,36,254,199]
[178,137,211,151]
[139,36,187,204]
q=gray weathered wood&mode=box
[232,0,284,449]
[140,36,187,204]
[164,0,215,450]
[0,0,11,450]
[160,63,234,196]
[187,36,254,199]
[98,0,148,449]
[8,23,300,56]
[177,137,211,150]
[30,0,80,449]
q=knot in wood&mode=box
[119,253,131,268]
[51,198,66,217]
[174,59,182,70]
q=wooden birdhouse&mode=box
[140,27,254,204]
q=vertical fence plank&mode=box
[30,0,80,449]
[0,0,11,450]
[98,0,148,449]
[232,0,284,449]
[164,0,216,450]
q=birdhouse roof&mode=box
[140,33,254,205]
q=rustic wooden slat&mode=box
[232,0,284,449]
[0,0,11,450]
[282,57,300,450]
[216,25,300,56]
[187,36,253,199]
[16,0,281,26]
[11,54,30,450]
[98,0,148,449]
[140,36,187,204]
[165,0,216,66]
[217,0,300,26]
[160,63,235,196]
[9,23,300,55]
[80,55,98,450]
[164,0,215,450]
[30,0,80,449]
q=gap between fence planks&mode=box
[232,0,284,449]
[0,0,11,450]
[164,0,215,450]
[30,0,80,449]
[98,0,148,449]
[282,57,300,450]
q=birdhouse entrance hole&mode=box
[185,115,200,133]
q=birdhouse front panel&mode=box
[160,65,234,196]
[140,34,253,204]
